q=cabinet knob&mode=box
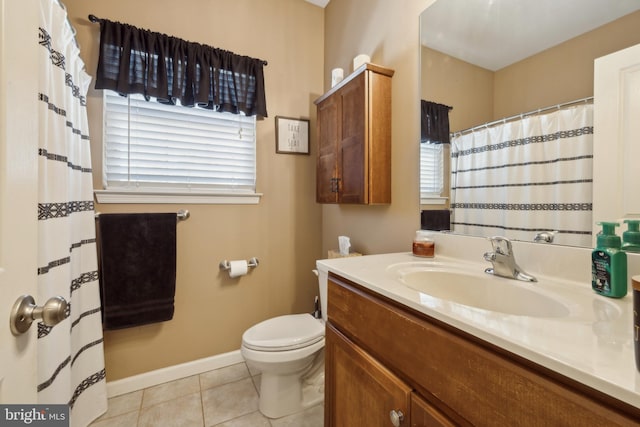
[389,409,404,426]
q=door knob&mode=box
[10,294,68,335]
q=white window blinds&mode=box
[420,142,444,198]
[103,91,256,194]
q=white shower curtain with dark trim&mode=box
[450,104,593,247]
[38,0,107,425]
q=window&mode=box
[420,143,445,204]
[96,91,260,204]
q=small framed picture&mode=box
[276,116,310,155]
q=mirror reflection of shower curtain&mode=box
[450,104,593,247]
[38,0,107,424]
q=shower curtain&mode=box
[38,0,107,425]
[450,104,593,247]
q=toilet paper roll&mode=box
[331,68,344,87]
[228,260,249,278]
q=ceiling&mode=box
[305,0,330,7]
[420,0,640,71]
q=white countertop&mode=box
[317,245,640,410]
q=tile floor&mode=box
[89,362,324,427]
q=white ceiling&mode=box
[421,0,640,71]
[305,0,330,8]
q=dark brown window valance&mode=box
[421,100,452,144]
[94,18,268,118]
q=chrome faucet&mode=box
[533,230,558,244]
[483,236,537,282]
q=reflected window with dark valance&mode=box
[95,18,268,118]
[421,100,452,144]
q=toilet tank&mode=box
[316,268,328,323]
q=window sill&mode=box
[420,196,448,205]
[94,189,263,205]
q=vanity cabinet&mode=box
[325,273,640,426]
[314,64,393,204]
[326,322,455,427]
[325,324,412,426]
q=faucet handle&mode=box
[488,236,512,255]
[483,251,496,262]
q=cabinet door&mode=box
[410,393,457,427]
[338,73,366,203]
[317,94,339,203]
[325,323,411,427]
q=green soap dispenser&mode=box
[592,222,627,298]
[622,220,640,252]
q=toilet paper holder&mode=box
[219,257,259,271]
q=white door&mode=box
[593,43,640,240]
[0,0,40,403]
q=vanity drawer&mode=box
[327,273,640,426]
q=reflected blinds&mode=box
[420,143,444,196]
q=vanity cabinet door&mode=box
[315,63,393,205]
[325,323,411,427]
[410,393,457,427]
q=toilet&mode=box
[240,270,328,419]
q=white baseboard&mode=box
[106,349,245,398]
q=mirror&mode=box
[419,0,640,247]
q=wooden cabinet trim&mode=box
[411,392,459,427]
[314,63,394,105]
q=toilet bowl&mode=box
[240,270,328,419]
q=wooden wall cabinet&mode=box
[325,273,640,427]
[314,64,394,204]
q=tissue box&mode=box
[328,250,362,259]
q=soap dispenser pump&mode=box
[622,219,640,253]
[592,222,627,298]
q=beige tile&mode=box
[138,392,203,427]
[93,390,142,422]
[202,378,259,426]
[89,410,139,427]
[200,363,250,391]
[270,404,324,427]
[211,411,271,427]
[142,375,200,408]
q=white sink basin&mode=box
[391,264,571,318]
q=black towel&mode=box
[97,213,177,330]
[421,209,451,231]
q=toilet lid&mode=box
[242,313,325,351]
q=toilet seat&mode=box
[242,313,324,352]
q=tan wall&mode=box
[422,10,640,133]
[494,10,640,120]
[322,0,434,255]
[419,47,494,209]
[421,46,494,133]
[65,0,324,381]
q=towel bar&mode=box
[219,257,259,271]
[95,210,190,221]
